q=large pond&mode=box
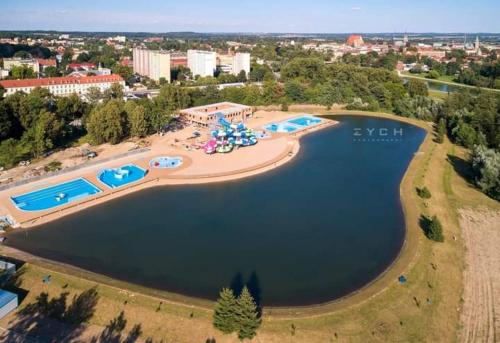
[6,115,426,306]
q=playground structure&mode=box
[203,114,258,154]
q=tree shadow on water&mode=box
[230,271,263,316]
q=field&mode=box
[0,108,498,342]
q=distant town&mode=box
[0,31,499,99]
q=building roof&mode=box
[68,62,96,70]
[0,74,124,88]
[0,290,17,307]
[37,59,57,66]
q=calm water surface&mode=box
[7,115,426,306]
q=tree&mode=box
[103,83,124,100]
[236,70,247,83]
[30,110,63,157]
[406,79,428,97]
[427,70,441,79]
[284,80,306,102]
[213,288,238,334]
[471,145,500,200]
[416,186,432,199]
[0,84,5,98]
[436,117,446,143]
[11,65,36,79]
[425,215,444,242]
[43,66,60,77]
[125,102,148,137]
[235,286,261,340]
[86,100,125,144]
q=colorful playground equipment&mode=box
[203,114,258,154]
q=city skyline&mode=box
[1,0,499,33]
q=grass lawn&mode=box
[0,109,496,342]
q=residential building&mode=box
[67,62,96,71]
[170,53,187,68]
[3,58,40,74]
[132,48,171,82]
[37,58,57,71]
[232,52,250,76]
[187,50,217,77]
[0,74,125,97]
[180,102,253,127]
[346,35,364,48]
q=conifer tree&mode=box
[235,286,261,340]
[213,288,238,334]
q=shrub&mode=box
[416,186,432,199]
[420,215,444,242]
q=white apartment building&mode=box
[232,52,250,76]
[3,58,40,74]
[187,50,217,77]
[132,48,171,82]
[0,74,125,97]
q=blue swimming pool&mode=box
[149,157,183,169]
[11,178,101,212]
[264,123,299,133]
[265,115,322,133]
[288,116,322,127]
[98,165,147,189]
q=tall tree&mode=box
[86,100,125,144]
[235,287,261,340]
[213,288,238,334]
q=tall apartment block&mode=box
[132,48,171,82]
[187,50,217,77]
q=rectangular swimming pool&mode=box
[11,178,101,212]
[264,115,322,133]
[98,164,147,189]
[287,116,322,127]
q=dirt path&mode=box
[459,208,500,343]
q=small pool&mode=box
[11,178,101,212]
[264,123,299,133]
[98,165,147,189]
[265,115,322,133]
[150,157,183,169]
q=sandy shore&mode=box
[0,111,336,228]
[459,208,500,343]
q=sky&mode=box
[0,0,499,33]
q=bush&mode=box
[416,186,432,199]
[420,215,444,242]
[44,160,62,172]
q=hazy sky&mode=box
[0,0,499,33]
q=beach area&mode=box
[0,110,337,228]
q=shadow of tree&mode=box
[446,154,475,186]
[91,310,143,343]
[0,286,99,343]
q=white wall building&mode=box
[187,50,217,77]
[132,48,171,82]
[232,52,250,76]
[0,74,125,97]
[3,58,40,74]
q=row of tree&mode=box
[213,287,261,340]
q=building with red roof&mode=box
[347,35,364,48]
[0,74,125,97]
[67,62,97,71]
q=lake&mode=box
[6,115,426,306]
